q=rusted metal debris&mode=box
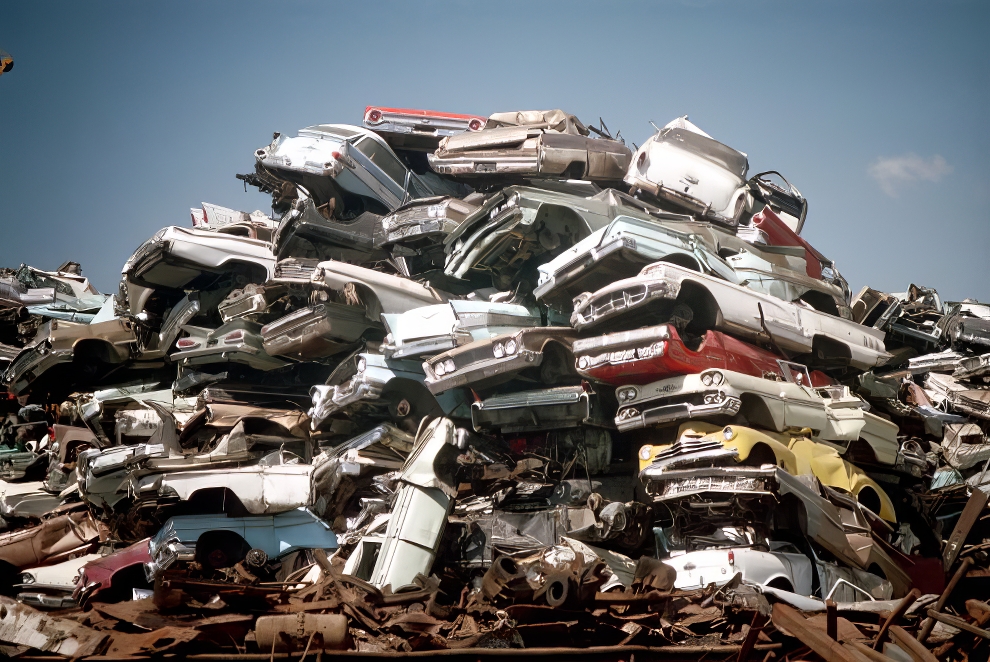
[1,106,990,661]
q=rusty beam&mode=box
[943,489,989,571]
[737,612,768,662]
[925,609,990,640]
[917,557,973,643]
[826,600,838,641]
[873,588,920,650]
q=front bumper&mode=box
[615,394,742,432]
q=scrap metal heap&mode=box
[1,108,989,661]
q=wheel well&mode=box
[741,442,779,468]
[0,561,18,596]
[857,486,883,516]
[195,530,251,569]
[538,341,579,385]
[657,253,702,272]
[381,378,442,422]
[674,281,722,334]
[739,394,779,430]
[766,577,794,593]
[184,487,251,518]
[810,335,852,368]
[73,339,124,365]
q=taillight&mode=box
[222,330,245,344]
[468,118,484,131]
[331,151,342,160]
[728,550,735,565]
[175,338,199,350]
[365,108,383,124]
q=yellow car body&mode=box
[638,424,896,522]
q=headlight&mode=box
[444,359,455,373]
[504,338,518,355]
[639,445,653,461]
[711,372,723,385]
[357,357,367,373]
[493,342,505,358]
[434,361,446,376]
[19,572,35,584]
[617,386,638,402]
[577,356,590,370]
[701,372,713,386]
[723,427,735,441]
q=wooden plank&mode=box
[847,641,898,662]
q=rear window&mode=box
[354,136,407,185]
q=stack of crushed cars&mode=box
[0,107,988,662]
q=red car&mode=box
[752,206,829,281]
[73,538,151,605]
[363,106,486,151]
[573,323,832,386]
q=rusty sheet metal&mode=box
[0,502,102,568]
[0,595,108,657]
[105,626,200,656]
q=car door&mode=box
[343,136,408,210]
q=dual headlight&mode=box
[433,358,456,377]
[700,371,724,387]
[492,338,518,359]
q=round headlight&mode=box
[578,356,589,370]
[711,372,723,385]
[357,357,367,373]
[723,426,735,441]
[618,387,637,402]
[444,358,456,373]
[639,445,654,461]
[504,339,518,355]
[701,373,714,386]
[434,361,446,376]
[493,342,505,358]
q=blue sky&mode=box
[1,0,987,302]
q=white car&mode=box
[625,117,750,227]
[665,541,813,594]
[571,261,889,371]
[120,226,275,317]
[251,124,463,213]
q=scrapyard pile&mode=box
[1,107,989,662]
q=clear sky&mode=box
[1,1,987,302]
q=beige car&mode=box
[4,316,140,396]
[0,503,102,571]
[429,109,631,183]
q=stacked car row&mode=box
[0,106,988,658]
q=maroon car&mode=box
[73,538,151,605]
